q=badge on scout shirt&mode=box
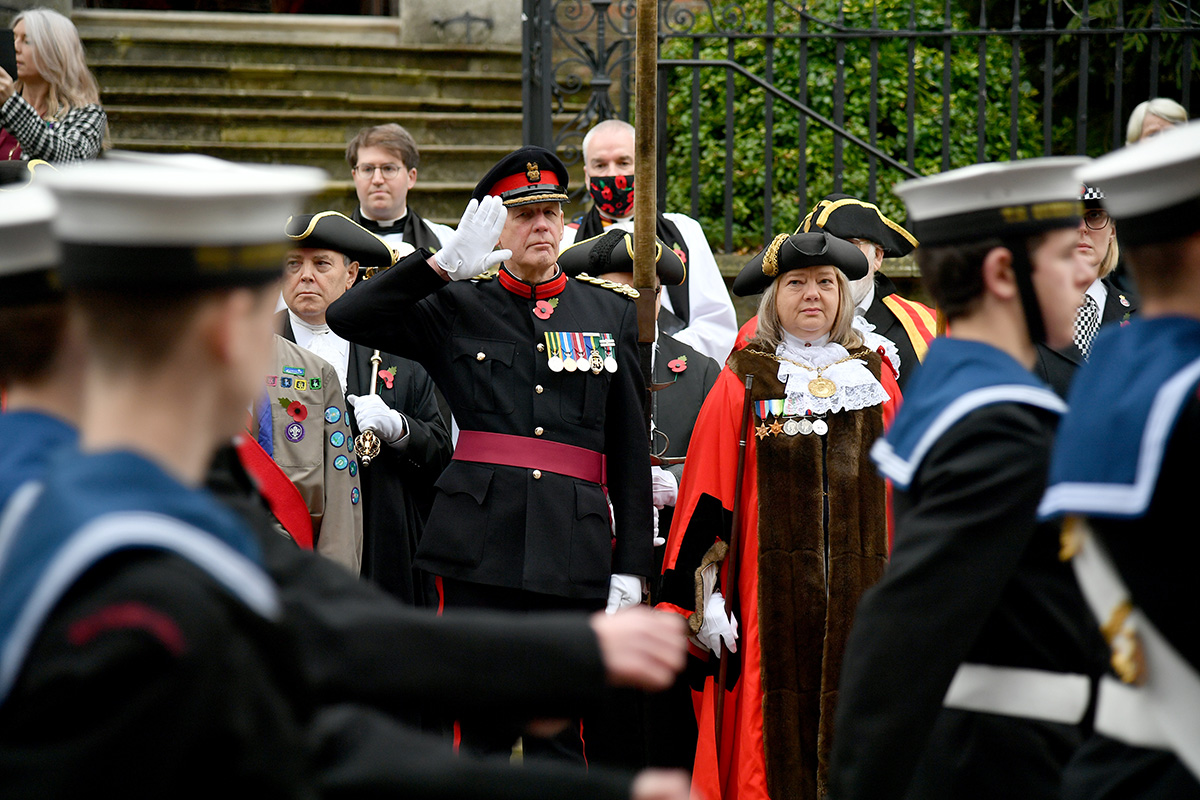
[281,377,293,389]
[295,378,308,391]
[286,421,304,442]
[282,365,305,377]
[334,455,348,470]
[311,376,322,390]
[265,375,278,387]
[331,430,346,448]
[325,407,342,424]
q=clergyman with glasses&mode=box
[347,124,455,251]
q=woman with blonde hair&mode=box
[0,8,106,162]
[1125,97,1188,144]
[1071,184,1137,360]
[660,231,896,800]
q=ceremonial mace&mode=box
[353,349,384,466]
[714,374,754,750]
[352,260,395,468]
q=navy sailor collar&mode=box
[872,337,1065,489]
[1040,316,1200,520]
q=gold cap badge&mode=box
[526,162,541,183]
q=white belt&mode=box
[1071,520,1200,779]
[1095,675,1171,750]
[942,662,1091,724]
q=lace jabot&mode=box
[773,330,888,414]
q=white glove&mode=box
[650,466,678,510]
[652,508,665,547]
[347,394,407,445]
[437,196,511,280]
[696,590,738,656]
[605,573,645,614]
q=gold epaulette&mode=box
[573,272,640,299]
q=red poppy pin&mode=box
[672,244,686,265]
[668,355,688,373]
[279,397,308,421]
[533,297,559,320]
[378,366,397,389]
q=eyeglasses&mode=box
[1083,209,1111,230]
[354,163,402,179]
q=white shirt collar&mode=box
[359,207,407,227]
[288,309,350,393]
[855,280,876,317]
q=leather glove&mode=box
[652,508,665,547]
[437,196,511,280]
[347,394,407,445]
[696,590,738,656]
[605,573,645,614]
[650,466,678,510]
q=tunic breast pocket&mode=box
[558,370,610,430]
[451,336,516,415]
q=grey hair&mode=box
[12,8,101,117]
[1126,98,1189,144]
[581,119,635,163]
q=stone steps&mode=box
[104,105,537,145]
[75,8,551,219]
[108,139,516,183]
[91,60,523,100]
[100,86,524,113]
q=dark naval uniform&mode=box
[1041,318,1200,799]
[327,253,653,602]
[830,338,1108,800]
[278,314,453,605]
[0,449,314,798]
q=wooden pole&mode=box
[632,0,658,346]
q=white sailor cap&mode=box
[1077,119,1200,246]
[0,181,60,306]
[40,152,327,290]
[894,157,1088,246]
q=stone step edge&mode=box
[102,88,523,110]
[106,106,543,122]
[73,9,518,55]
[112,139,519,155]
[89,60,522,82]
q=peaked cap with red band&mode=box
[471,146,569,207]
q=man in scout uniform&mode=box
[561,119,738,362]
[257,334,363,573]
[327,145,653,762]
[799,192,934,389]
[346,123,455,251]
[829,158,1105,800]
[1039,121,1200,798]
[279,211,452,602]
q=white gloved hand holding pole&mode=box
[347,393,407,445]
[696,590,738,656]
[650,466,678,510]
[605,573,645,614]
[436,196,511,281]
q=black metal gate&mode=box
[523,0,1198,254]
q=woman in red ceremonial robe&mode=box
[659,231,893,800]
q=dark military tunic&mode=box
[830,338,1108,800]
[326,252,653,601]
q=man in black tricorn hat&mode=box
[280,211,452,603]
[327,145,654,763]
[799,193,934,390]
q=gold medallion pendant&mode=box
[808,376,837,398]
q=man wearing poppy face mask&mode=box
[561,119,738,362]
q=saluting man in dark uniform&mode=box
[1041,121,1200,799]
[327,146,654,761]
[828,158,1104,800]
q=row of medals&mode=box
[762,415,829,437]
[547,349,618,374]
